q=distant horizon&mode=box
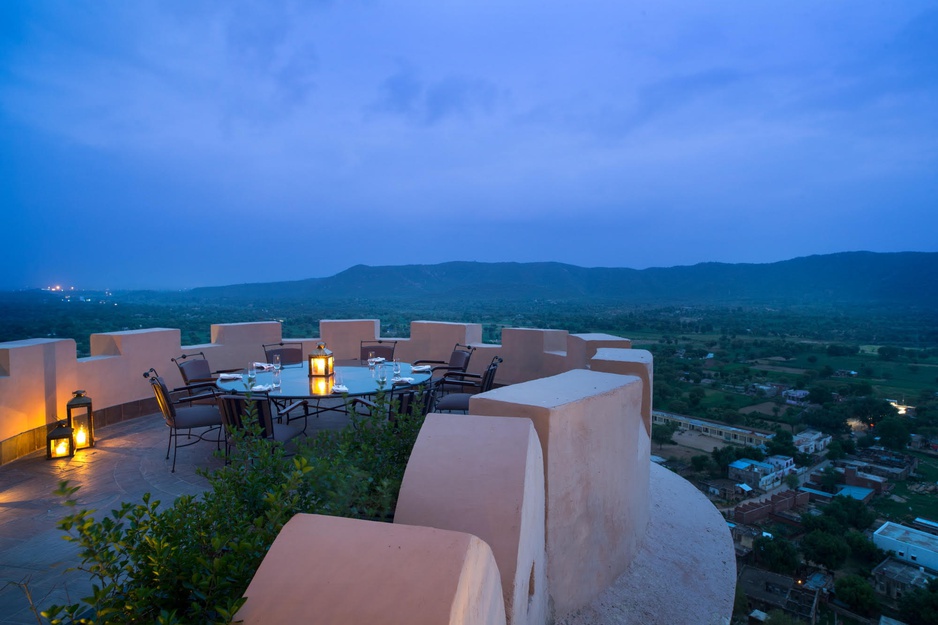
[8,249,935,293]
[3,4,936,292]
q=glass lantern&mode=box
[308,342,334,378]
[47,421,75,459]
[67,390,95,450]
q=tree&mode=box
[801,530,850,570]
[753,536,800,576]
[853,397,899,430]
[767,429,798,457]
[835,574,879,616]
[825,440,846,460]
[845,530,884,563]
[876,416,910,450]
[785,473,800,490]
[765,610,800,625]
[652,423,678,450]
[691,454,711,473]
[900,578,938,625]
[820,466,840,493]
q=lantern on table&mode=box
[308,342,334,378]
[47,421,75,459]
[66,390,95,450]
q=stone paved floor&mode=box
[0,404,351,624]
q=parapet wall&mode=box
[0,320,634,464]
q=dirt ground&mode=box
[652,430,728,463]
[739,401,780,416]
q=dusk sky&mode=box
[2,1,936,290]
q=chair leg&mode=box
[171,431,178,473]
[165,429,173,460]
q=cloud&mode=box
[370,63,499,125]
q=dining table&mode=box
[215,360,434,400]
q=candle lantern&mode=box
[47,421,75,459]
[67,390,95,450]
[308,342,334,378]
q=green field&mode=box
[870,451,938,522]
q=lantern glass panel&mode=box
[47,423,75,459]
[67,390,95,450]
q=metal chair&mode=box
[414,343,475,381]
[350,379,439,428]
[216,394,306,458]
[144,368,223,472]
[435,357,503,414]
[360,339,398,364]
[263,342,304,367]
[171,352,238,395]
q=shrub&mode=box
[43,392,425,624]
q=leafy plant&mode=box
[42,393,427,624]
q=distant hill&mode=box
[181,252,938,309]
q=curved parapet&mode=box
[469,369,650,620]
[236,513,506,625]
[396,414,547,625]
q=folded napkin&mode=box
[411,365,432,372]
[392,377,415,384]
[250,384,273,392]
[331,385,349,393]
[253,362,275,371]
[217,373,243,380]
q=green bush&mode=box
[43,392,426,624]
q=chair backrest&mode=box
[172,352,213,385]
[217,394,274,439]
[263,342,303,366]
[448,343,476,371]
[389,381,438,424]
[479,357,503,393]
[148,375,178,427]
[361,340,398,363]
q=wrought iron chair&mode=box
[414,343,476,392]
[435,357,503,414]
[263,342,304,367]
[144,368,223,472]
[216,394,306,458]
[350,379,439,428]
[360,339,398,364]
[171,352,238,395]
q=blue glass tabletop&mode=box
[216,362,433,398]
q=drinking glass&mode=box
[392,358,402,377]
[247,363,257,387]
[368,351,376,370]
[376,363,387,388]
[273,354,281,372]
[272,369,282,390]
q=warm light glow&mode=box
[53,440,70,457]
[308,342,334,378]
[75,426,88,447]
[310,377,333,396]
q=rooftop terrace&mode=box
[0,319,734,624]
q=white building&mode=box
[873,522,938,573]
[652,411,775,447]
[793,429,832,454]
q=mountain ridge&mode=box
[181,251,938,309]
